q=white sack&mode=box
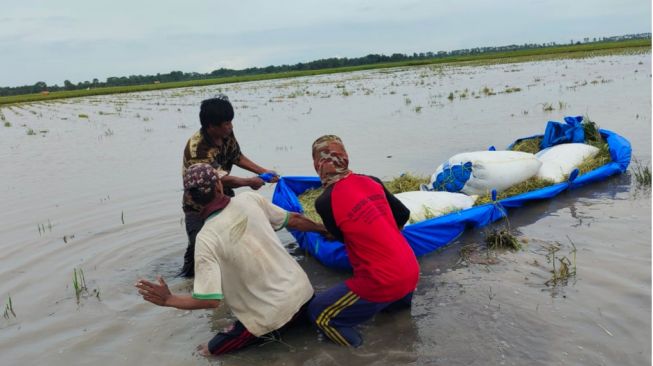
[430,151,542,195]
[535,143,599,183]
[396,191,477,224]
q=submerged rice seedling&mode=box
[631,158,652,188]
[3,294,16,319]
[542,103,554,111]
[73,268,88,303]
[544,238,577,287]
[72,268,101,303]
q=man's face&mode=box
[206,120,233,140]
[312,141,349,176]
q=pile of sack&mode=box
[397,116,603,225]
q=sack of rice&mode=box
[535,143,599,183]
[396,191,477,224]
[426,151,542,195]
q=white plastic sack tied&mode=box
[396,191,477,224]
[536,143,599,183]
[427,151,542,195]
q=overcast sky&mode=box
[1,0,650,87]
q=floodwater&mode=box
[0,52,650,365]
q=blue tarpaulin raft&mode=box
[272,127,632,270]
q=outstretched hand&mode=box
[135,276,172,306]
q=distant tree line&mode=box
[1,33,650,97]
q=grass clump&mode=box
[631,158,652,188]
[484,227,521,251]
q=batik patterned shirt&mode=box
[182,130,241,211]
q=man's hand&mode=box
[196,343,211,357]
[135,276,172,307]
[259,171,280,183]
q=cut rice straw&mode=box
[475,176,555,205]
[297,173,429,224]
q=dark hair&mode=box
[187,186,216,205]
[199,96,234,131]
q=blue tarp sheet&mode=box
[540,115,586,149]
[271,128,631,270]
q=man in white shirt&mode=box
[135,163,328,356]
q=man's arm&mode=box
[135,276,220,310]
[286,212,330,237]
[221,174,266,190]
[236,155,279,183]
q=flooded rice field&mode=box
[0,52,650,365]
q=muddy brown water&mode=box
[0,52,650,365]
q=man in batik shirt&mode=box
[180,95,278,277]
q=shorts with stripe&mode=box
[208,301,310,355]
[307,282,413,347]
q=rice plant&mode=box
[544,237,577,287]
[631,158,652,188]
[3,295,16,319]
[73,268,88,303]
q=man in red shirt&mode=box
[307,135,420,347]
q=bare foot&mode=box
[196,343,211,357]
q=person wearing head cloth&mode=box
[307,135,419,348]
[180,95,280,278]
[136,163,328,357]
